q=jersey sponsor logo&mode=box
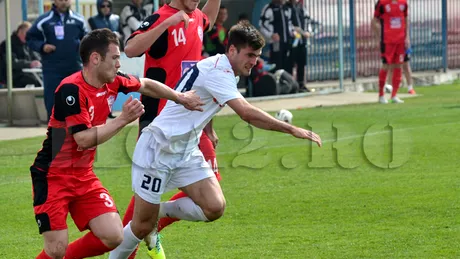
[66,95,76,106]
[198,26,203,42]
[96,91,107,97]
[390,17,402,29]
[181,61,198,75]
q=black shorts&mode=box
[404,53,410,62]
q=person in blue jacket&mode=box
[26,0,88,120]
[88,0,121,41]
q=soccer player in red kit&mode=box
[120,0,221,258]
[31,28,203,259]
[372,0,409,104]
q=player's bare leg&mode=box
[403,62,415,94]
[385,67,394,94]
[65,212,123,258]
[109,194,160,259]
[379,64,390,103]
[37,230,68,259]
[389,63,404,103]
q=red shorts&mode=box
[31,167,118,234]
[381,42,405,64]
[198,133,221,181]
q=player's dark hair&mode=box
[220,5,226,9]
[79,28,119,65]
[226,21,265,52]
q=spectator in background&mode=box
[26,0,88,120]
[286,0,310,92]
[143,0,166,15]
[120,0,147,44]
[88,0,121,119]
[88,0,121,41]
[259,0,294,77]
[203,5,228,57]
[0,22,42,88]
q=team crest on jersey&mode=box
[107,95,116,111]
[399,4,405,11]
[198,26,203,42]
[385,4,391,12]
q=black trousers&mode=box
[290,44,307,85]
[270,43,293,75]
[13,73,40,88]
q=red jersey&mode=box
[374,0,408,44]
[31,71,141,174]
[127,4,210,127]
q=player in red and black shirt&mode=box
[32,29,203,259]
[120,0,221,257]
[372,0,409,103]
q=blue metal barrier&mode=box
[302,0,458,81]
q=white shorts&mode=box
[132,129,214,204]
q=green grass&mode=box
[1,83,460,258]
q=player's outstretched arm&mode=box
[227,98,322,147]
[138,78,204,111]
[74,96,144,149]
[124,11,190,57]
[201,0,221,30]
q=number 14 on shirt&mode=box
[172,28,186,46]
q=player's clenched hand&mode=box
[177,90,204,112]
[119,96,145,124]
[291,127,322,147]
[165,10,189,28]
[206,129,219,148]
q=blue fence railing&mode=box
[303,0,460,82]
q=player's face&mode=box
[54,0,71,13]
[229,45,261,76]
[180,0,200,13]
[98,43,121,83]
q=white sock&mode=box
[408,85,413,90]
[159,197,209,222]
[109,222,141,259]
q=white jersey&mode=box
[143,54,243,154]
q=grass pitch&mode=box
[0,83,459,258]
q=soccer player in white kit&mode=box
[110,21,322,259]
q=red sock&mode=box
[391,67,402,98]
[379,69,388,97]
[123,196,135,227]
[36,250,52,259]
[157,191,189,232]
[65,231,111,258]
